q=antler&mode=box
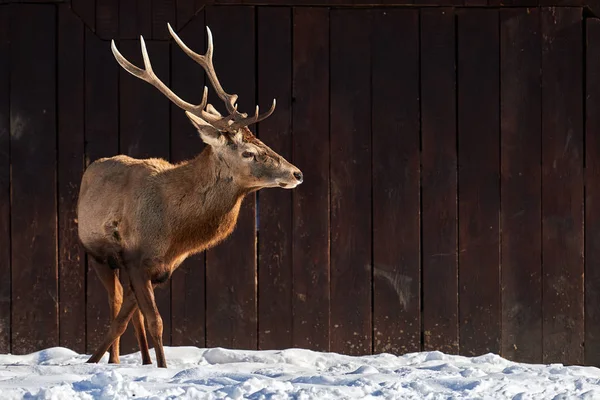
[167,23,276,131]
[111,36,242,132]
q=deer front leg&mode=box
[129,268,167,368]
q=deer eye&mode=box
[242,151,255,159]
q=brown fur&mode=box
[78,126,302,368]
[82,24,302,368]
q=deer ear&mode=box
[185,111,226,147]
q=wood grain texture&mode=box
[10,4,58,354]
[0,4,10,354]
[153,0,176,39]
[205,5,257,349]
[58,3,86,354]
[541,6,584,365]
[586,17,600,367]
[420,7,458,355]
[73,0,95,32]
[170,8,207,348]
[330,8,372,356]
[457,8,501,357]
[96,0,118,39]
[119,0,152,39]
[84,27,119,353]
[500,7,542,363]
[291,7,330,352]
[372,8,420,355]
[118,39,172,353]
[257,6,293,350]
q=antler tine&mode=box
[111,38,208,116]
[230,99,277,130]
[167,23,238,114]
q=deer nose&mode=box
[293,171,303,183]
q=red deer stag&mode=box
[77,24,303,368]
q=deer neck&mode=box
[165,146,247,256]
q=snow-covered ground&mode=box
[0,347,598,399]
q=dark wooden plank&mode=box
[415,0,460,5]
[119,0,137,39]
[205,5,257,350]
[586,17,600,368]
[84,27,119,353]
[58,3,86,354]
[256,6,292,350]
[330,9,371,356]
[541,6,584,365]
[540,0,584,6]
[73,0,95,32]
[153,0,176,39]
[420,7,458,355]
[0,5,10,354]
[463,0,487,5]
[10,4,58,354]
[119,0,152,39]
[371,9,420,355]
[176,0,197,30]
[500,8,542,364]
[118,40,172,353]
[457,9,500,357]
[489,0,537,6]
[138,0,153,38]
[291,7,330,352]
[96,0,118,39]
[170,8,207,348]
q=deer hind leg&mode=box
[120,270,152,365]
[92,261,123,364]
[132,309,152,365]
[87,286,137,364]
[129,268,167,368]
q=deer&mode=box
[77,23,303,368]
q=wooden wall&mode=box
[1,1,600,366]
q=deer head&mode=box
[110,24,303,191]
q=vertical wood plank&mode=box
[257,6,293,350]
[58,4,86,354]
[73,0,95,32]
[153,0,176,39]
[541,7,584,364]
[10,4,58,354]
[0,5,10,354]
[118,40,172,353]
[372,9,420,355]
[205,5,257,349]
[96,0,118,39]
[420,7,458,355]
[464,0,487,5]
[119,0,152,39]
[170,9,207,348]
[85,28,119,353]
[292,7,330,352]
[138,0,153,38]
[500,8,542,364]
[586,17,600,367]
[119,0,137,39]
[330,9,372,356]
[457,9,501,357]
[177,0,197,30]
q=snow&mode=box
[0,346,598,399]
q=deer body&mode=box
[79,150,244,273]
[78,24,302,368]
